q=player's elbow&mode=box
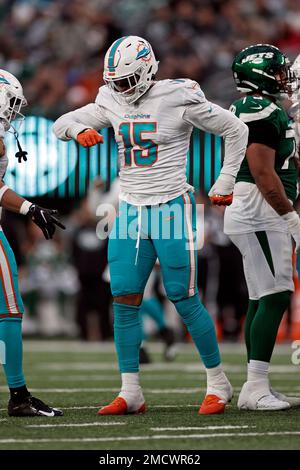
[235,119,248,141]
[252,168,269,183]
[52,117,68,141]
[252,168,276,190]
[225,117,248,143]
[240,121,249,138]
[52,116,71,141]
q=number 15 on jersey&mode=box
[118,122,158,167]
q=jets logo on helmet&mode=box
[103,36,159,105]
[232,44,295,96]
[241,52,275,64]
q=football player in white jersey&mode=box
[53,36,248,415]
[0,70,65,416]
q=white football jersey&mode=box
[53,79,247,205]
[0,123,8,223]
[0,123,8,182]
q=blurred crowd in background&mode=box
[0,0,299,345]
[0,0,300,114]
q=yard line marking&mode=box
[45,375,204,382]
[23,340,244,354]
[0,387,202,394]
[1,431,300,444]
[151,425,255,431]
[35,362,300,374]
[0,387,121,394]
[0,405,198,411]
[26,422,125,428]
[23,340,293,355]
[0,387,208,394]
[49,405,200,410]
[1,386,299,394]
[29,374,300,382]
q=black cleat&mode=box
[8,395,63,417]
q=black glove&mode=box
[28,204,65,240]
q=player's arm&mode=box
[246,121,300,250]
[53,102,109,147]
[247,144,293,215]
[183,96,248,204]
[0,180,65,240]
[0,135,5,157]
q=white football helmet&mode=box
[290,54,300,117]
[291,54,300,79]
[0,70,27,131]
[103,36,159,105]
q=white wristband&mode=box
[19,200,32,215]
[282,211,299,222]
[281,211,300,229]
[0,185,9,203]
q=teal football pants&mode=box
[108,192,221,372]
[0,231,25,388]
[109,192,198,301]
[0,231,24,319]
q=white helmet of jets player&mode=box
[289,54,300,117]
[103,36,159,105]
[291,54,300,80]
[0,69,27,131]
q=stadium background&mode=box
[0,0,300,342]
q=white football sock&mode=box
[247,360,269,382]
[205,364,232,401]
[206,364,228,389]
[206,364,224,383]
[120,372,140,389]
[118,373,144,410]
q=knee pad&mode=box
[165,281,189,302]
[165,281,198,302]
[113,302,141,326]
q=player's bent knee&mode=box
[114,293,143,306]
[164,281,191,302]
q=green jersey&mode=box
[230,95,297,202]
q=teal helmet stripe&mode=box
[108,36,128,70]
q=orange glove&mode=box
[208,174,234,206]
[209,194,233,206]
[77,129,103,147]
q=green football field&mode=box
[0,341,300,450]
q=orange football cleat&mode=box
[97,397,146,415]
[209,194,233,206]
[198,394,227,415]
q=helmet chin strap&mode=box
[10,124,28,163]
